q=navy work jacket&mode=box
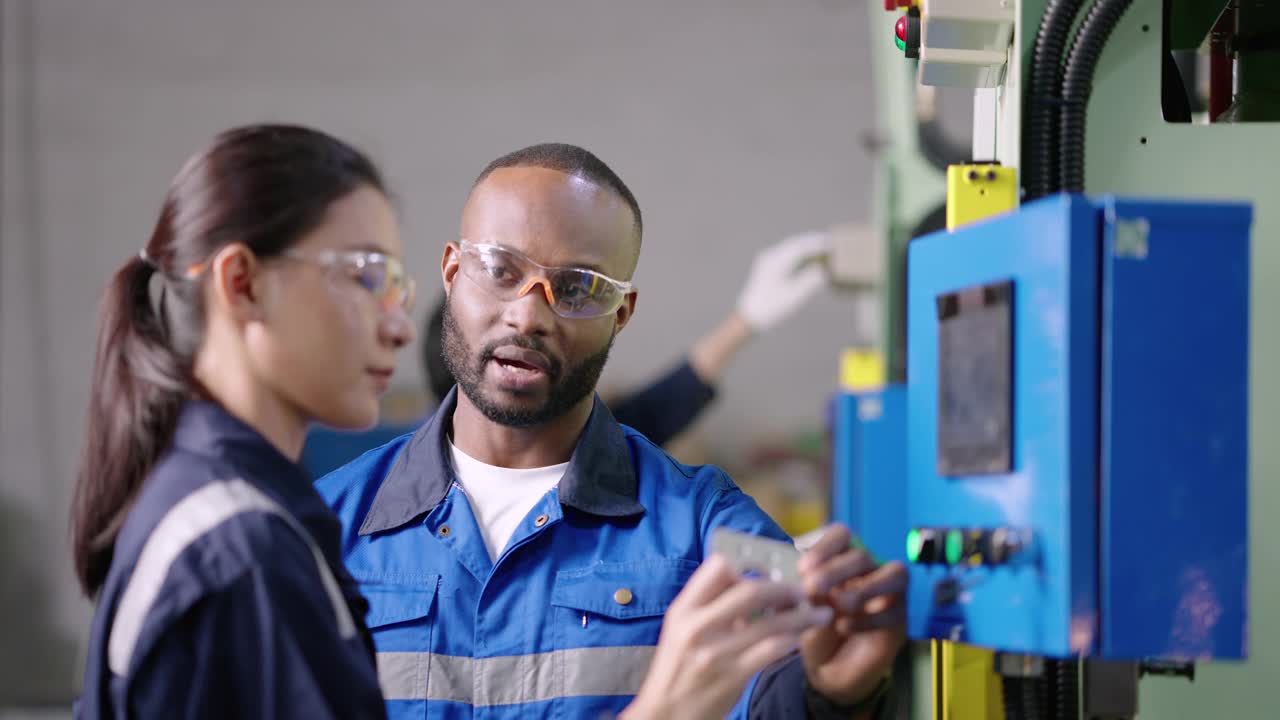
[76,401,385,719]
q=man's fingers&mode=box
[803,549,877,599]
[800,619,842,664]
[861,590,897,615]
[798,524,853,573]
[830,562,908,614]
[699,577,804,628]
[725,603,833,654]
[845,604,907,633]
[735,633,804,678]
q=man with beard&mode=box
[317,144,906,720]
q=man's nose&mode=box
[503,278,557,335]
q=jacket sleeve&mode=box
[741,654,894,720]
[611,360,717,446]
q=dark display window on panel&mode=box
[936,280,1013,476]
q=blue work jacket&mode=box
[76,401,385,719]
[318,389,829,719]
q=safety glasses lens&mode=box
[461,244,624,319]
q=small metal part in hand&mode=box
[710,528,803,587]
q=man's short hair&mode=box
[474,143,642,243]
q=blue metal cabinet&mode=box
[832,385,908,564]
[904,195,1249,661]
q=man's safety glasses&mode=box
[456,240,633,319]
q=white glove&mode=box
[735,231,831,332]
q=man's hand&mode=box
[796,524,908,707]
[621,554,833,720]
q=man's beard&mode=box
[441,295,613,428]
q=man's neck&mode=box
[450,393,594,468]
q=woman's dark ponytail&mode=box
[72,254,189,595]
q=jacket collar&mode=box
[358,388,645,536]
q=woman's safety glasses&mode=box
[282,249,416,312]
[456,239,633,319]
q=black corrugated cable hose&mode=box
[1026,675,1045,720]
[1023,0,1088,200]
[1042,659,1059,720]
[1059,0,1137,193]
[1001,674,1049,720]
[1056,659,1079,720]
[1003,675,1028,720]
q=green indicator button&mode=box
[945,530,964,565]
[906,529,922,562]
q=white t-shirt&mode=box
[448,440,568,561]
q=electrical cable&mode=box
[1023,0,1088,200]
[1059,0,1137,192]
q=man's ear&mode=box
[441,242,461,295]
[612,290,638,335]
[208,243,263,323]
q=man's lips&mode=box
[489,346,551,373]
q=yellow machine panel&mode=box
[945,164,1019,230]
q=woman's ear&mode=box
[208,243,263,324]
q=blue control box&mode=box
[832,385,908,564]
[904,195,1249,660]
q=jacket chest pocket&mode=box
[550,558,696,649]
[548,559,697,705]
[361,577,440,705]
